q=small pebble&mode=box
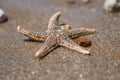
[67,0,75,4]
[32,70,38,75]
[32,71,36,75]
[62,56,66,59]
[74,38,91,47]
[116,56,120,60]
[79,74,83,78]
[46,69,51,73]
[0,9,8,23]
[82,0,91,4]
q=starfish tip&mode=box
[35,51,40,58]
[54,11,61,16]
[57,11,61,14]
[17,26,21,31]
[83,50,90,55]
[92,29,96,32]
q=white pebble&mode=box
[32,70,38,75]
[82,0,91,3]
[32,71,36,75]
[46,69,51,73]
[62,56,66,59]
[79,74,83,78]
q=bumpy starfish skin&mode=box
[17,11,96,58]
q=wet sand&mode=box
[0,0,120,80]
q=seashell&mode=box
[104,0,120,12]
[0,9,8,23]
[60,24,71,30]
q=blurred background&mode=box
[0,0,120,80]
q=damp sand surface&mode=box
[0,0,120,80]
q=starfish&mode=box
[17,11,96,59]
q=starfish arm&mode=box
[59,35,90,54]
[48,11,61,31]
[68,27,96,38]
[35,36,58,58]
[17,26,48,41]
